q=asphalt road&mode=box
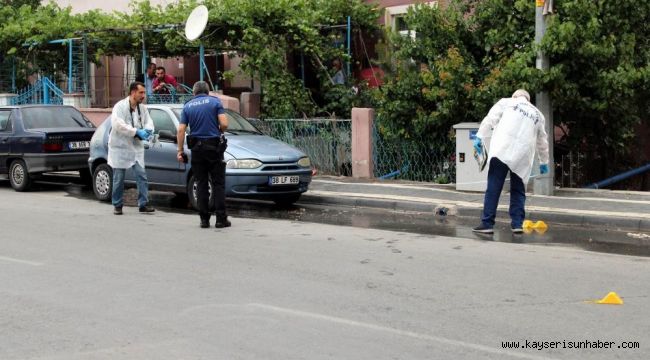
[1,184,649,359]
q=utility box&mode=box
[453,123,490,192]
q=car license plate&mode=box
[68,141,90,150]
[269,175,300,186]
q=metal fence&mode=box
[373,125,455,183]
[11,77,64,105]
[248,118,352,176]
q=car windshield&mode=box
[21,107,95,129]
[171,108,261,134]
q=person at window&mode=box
[136,63,157,95]
[152,66,180,94]
[331,59,346,85]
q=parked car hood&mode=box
[226,134,306,162]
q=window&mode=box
[385,2,437,38]
[148,109,177,135]
[0,110,11,131]
[21,107,94,129]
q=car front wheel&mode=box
[93,163,113,202]
[9,159,32,192]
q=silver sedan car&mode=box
[88,104,312,208]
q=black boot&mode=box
[200,214,210,228]
[215,215,231,228]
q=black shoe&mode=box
[113,206,123,215]
[200,219,210,228]
[139,205,155,213]
[511,227,524,234]
[472,224,494,234]
[215,217,231,228]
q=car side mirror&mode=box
[158,130,177,143]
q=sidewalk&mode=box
[301,176,650,232]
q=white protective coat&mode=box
[476,96,550,185]
[107,97,155,169]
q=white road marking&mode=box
[248,303,561,360]
[0,255,43,266]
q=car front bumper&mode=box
[225,170,312,197]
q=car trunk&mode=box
[37,128,95,153]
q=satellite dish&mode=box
[185,5,209,41]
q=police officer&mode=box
[176,81,230,228]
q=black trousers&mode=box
[190,140,226,221]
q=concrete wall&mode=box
[81,108,112,127]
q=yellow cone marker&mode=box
[596,292,624,305]
[533,221,548,230]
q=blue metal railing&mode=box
[584,163,650,189]
[147,84,193,104]
[11,77,64,105]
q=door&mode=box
[0,110,13,175]
[145,108,184,186]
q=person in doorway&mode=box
[136,62,157,95]
[152,66,180,94]
[472,89,550,234]
[176,81,230,228]
[108,81,155,215]
[331,59,346,85]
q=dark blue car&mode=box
[0,105,96,191]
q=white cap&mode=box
[512,89,530,102]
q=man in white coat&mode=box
[472,89,550,234]
[108,82,155,215]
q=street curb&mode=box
[300,194,650,232]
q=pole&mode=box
[141,30,147,76]
[300,53,305,86]
[11,57,16,93]
[346,16,351,78]
[199,43,205,82]
[68,39,73,93]
[533,0,554,195]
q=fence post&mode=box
[351,107,374,179]
[43,79,50,105]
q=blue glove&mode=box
[473,137,482,155]
[540,164,549,174]
[135,129,148,140]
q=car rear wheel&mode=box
[9,159,32,192]
[93,163,113,202]
[273,194,301,207]
[187,174,215,211]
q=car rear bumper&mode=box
[225,171,312,197]
[23,152,90,173]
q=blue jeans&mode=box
[481,158,526,229]
[111,162,149,208]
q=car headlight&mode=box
[297,157,311,168]
[226,159,262,169]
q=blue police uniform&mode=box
[181,94,225,138]
[182,94,230,227]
